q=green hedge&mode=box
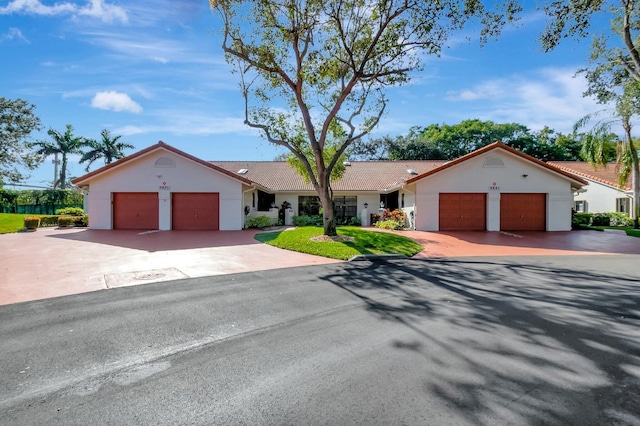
[572,212,633,228]
[292,215,323,227]
[246,215,275,229]
[23,216,40,230]
[58,216,76,227]
[55,207,84,216]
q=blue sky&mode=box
[1,0,610,188]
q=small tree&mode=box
[210,0,520,236]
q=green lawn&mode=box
[584,225,640,237]
[254,226,423,260]
[0,213,31,234]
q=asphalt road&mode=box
[1,255,639,425]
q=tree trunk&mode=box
[60,155,68,190]
[630,139,640,229]
[318,183,337,236]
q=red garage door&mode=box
[113,192,158,230]
[500,193,546,231]
[172,193,220,230]
[439,193,486,231]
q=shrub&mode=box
[592,213,611,227]
[572,213,592,227]
[75,214,89,227]
[56,207,84,216]
[246,215,274,229]
[39,215,59,227]
[58,215,76,227]
[24,216,41,230]
[292,215,323,227]
[609,212,633,227]
[374,208,406,230]
[348,216,361,226]
[374,219,405,230]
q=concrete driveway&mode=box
[1,227,638,306]
[0,227,340,306]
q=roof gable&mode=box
[71,141,253,187]
[547,161,632,191]
[406,141,588,186]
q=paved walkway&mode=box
[1,227,638,306]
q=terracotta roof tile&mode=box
[211,160,447,192]
[547,161,632,191]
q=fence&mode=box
[1,204,83,215]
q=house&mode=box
[71,141,587,232]
[547,161,634,216]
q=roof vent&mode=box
[237,168,248,174]
[343,161,351,166]
[407,168,418,175]
[154,157,175,168]
[483,157,505,168]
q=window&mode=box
[298,196,321,216]
[257,190,275,211]
[616,198,631,216]
[574,200,586,213]
[334,196,357,223]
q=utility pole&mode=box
[52,153,60,189]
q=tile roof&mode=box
[547,161,632,191]
[211,160,447,192]
[406,141,588,186]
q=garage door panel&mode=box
[172,193,219,230]
[439,193,486,231]
[500,193,546,231]
[113,192,159,230]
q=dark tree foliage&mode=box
[0,97,42,183]
[350,120,583,161]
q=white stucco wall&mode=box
[414,151,577,231]
[85,149,244,230]
[574,179,632,213]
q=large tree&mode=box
[0,97,42,184]
[541,0,640,228]
[80,129,134,172]
[33,125,87,189]
[350,120,582,161]
[210,0,520,236]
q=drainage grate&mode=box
[104,268,189,288]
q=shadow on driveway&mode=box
[44,228,266,252]
[319,257,640,425]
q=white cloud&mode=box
[77,0,128,24]
[0,27,28,43]
[441,67,604,133]
[91,91,143,113]
[0,0,128,24]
